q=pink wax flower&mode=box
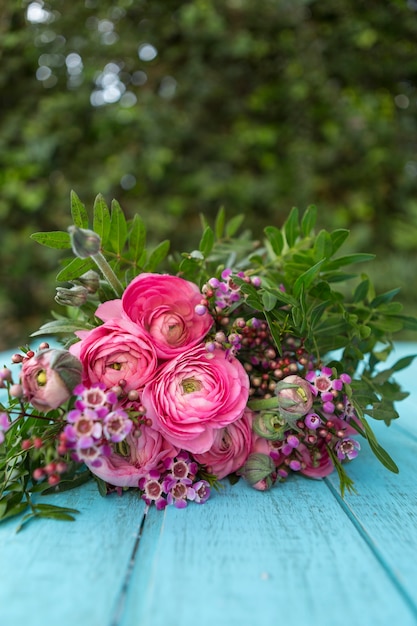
[142,345,250,454]
[194,409,253,479]
[21,349,82,412]
[0,412,10,445]
[275,375,314,420]
[70,318,158,392]
[121,273,214,359]
[84,426,179,488]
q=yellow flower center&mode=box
[181,378,203,394]
[36,369,47,387]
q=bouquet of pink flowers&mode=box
[1,193,416,527]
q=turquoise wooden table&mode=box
[1,342,417,626]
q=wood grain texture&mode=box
[0,483,145,626]
[118,478,417,626]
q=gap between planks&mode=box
[109,505,150,626]
[324,477,417,620]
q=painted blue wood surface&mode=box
[1,343,417,626]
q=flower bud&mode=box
[238,452,275,486]
[68,225,101,258]
[55,285,89,307]
[275,375,313,421]
[21,349,82,411]
[75,270,101,293]
[252,411,286,441]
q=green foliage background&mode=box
[1,0,417,349]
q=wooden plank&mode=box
[118,477,417,626]
[0,482,145,626]
[326,417,417,618]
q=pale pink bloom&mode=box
[84,426,179,487]
[142,345,250,454]
[194,409,253,479]
[21,349,82,411]
[70,318,158,392]
[275,374,314,418]
[297,441,334,478]
[121,273,213,359]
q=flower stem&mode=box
[92,251,124,297]
[247,396,279,412]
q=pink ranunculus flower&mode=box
[84,426,179,488]
[21,349,82,412]
[121,273,214,359]
[297,441,334,478]
[194,409,253,479]
[142,345,250,454]
[70,318,158,392]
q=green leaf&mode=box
[353,279,370,303]
[264,225,284,255]
[0,501,28,523]
[70,190,89,228]
[108,199,128,254]
[41,470,92,494]
[293,260,325,298]
[31,319,94,337]
[56,257,95,282]
[37,512,77,521]
[199,226,215,257]
[35,503,79,514]
[214,206,226,239]
[324,253,375,271]
[225,214,245,238]
[264,310,282,354]
[93,194,111,246]
[145,240,170,271]
[261,290,278,311]
[300,204,317,236]
[128,214,146,264]
[30,231,71,250]
[313,230,333,261]
[284,206,299,247]
[330,229,350,254]
[361,417,399,473]
[370,288,401,308]
[308,300,331,330]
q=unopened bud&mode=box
[68,225,101,258]
[55,285,89,307]
[238,452,275,486]
[75,270,101,293]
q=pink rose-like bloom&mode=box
[297,441,334,478]
[121,273,214,359]
[84,426,179,488]
[21,349,82,412]
[142,345,250,454]
[194,409,253,479]
[70,318,158,392]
